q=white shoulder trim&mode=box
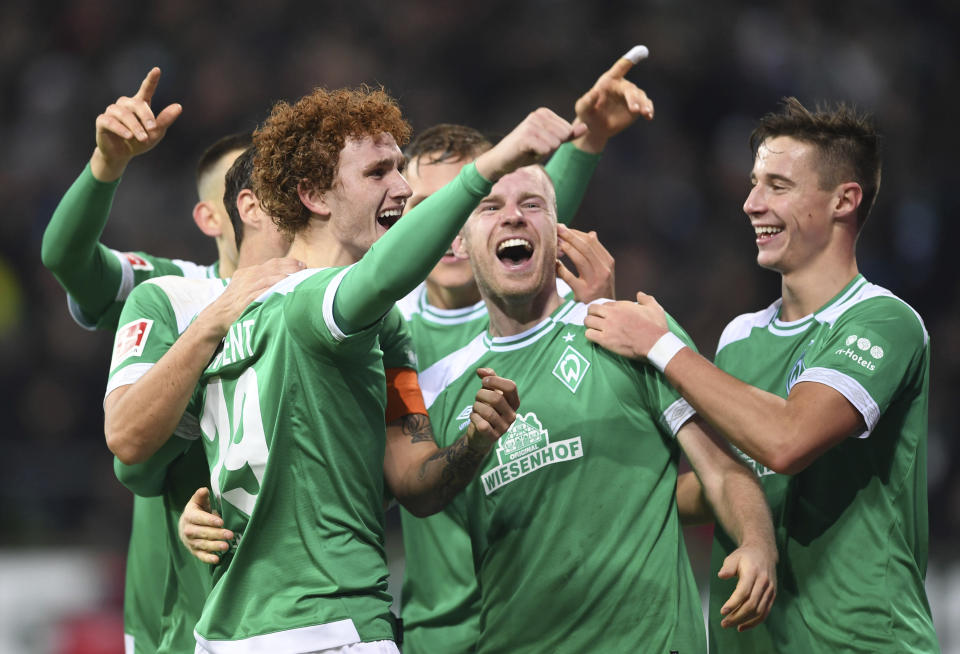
[662,398,696,436]
[142,277,227,334]
[419,332,489,409]
[322,267,354,342]
[716,301,780,353]
[795,367,879,438]
[555,277,573,298]
[815,281,929,346]
[66,295,97,331]
[104,363,153,405]
[194,618,360,654]
[557,299,605,328]
[172,258,215,280]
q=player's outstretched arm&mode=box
[41,68,183,325]
[584,292,864,473]
[384,368,519,517]
[105,258,303,464]
[556,224,615,302]
[676,416,777,632]
[333,109,586,334]
[179,487,233,565]
[676,470,714,526]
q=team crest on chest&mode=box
[480,411,583,495]
[552,345,590,393]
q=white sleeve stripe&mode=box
[662,397,696,436]
[795,367,879,438]
[109,248,136,302]
[66,295,97,331]
[173,410,201,441]
[103,363,154,407]
[321,267,353,342]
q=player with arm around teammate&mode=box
[585,97,938,653]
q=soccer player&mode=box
[180,85,583,653]
[415,163,776,653]
[106,146,300,653]
[38,66,250,654]
[584,98,939,652]
[397,50,650,653]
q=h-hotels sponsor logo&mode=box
[834,334,884,371]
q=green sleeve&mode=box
[380,306,419,371]
[114,435,192,497]
[544,142,602,226]
[333,162,492,333]
[41,164,125,324]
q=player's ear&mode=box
[298,181,331,217]
[193,201,223,237]
[833,182,862,224]
[452,233,469,259]
[236,189,262,230]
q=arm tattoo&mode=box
[402,413,437,445]
[418,433,488,505]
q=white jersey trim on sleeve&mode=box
[795,366,879,438]
[104,363,153,405]
[66,295,98,331]
[322,266,355,342]
[816,279,930,347]
[110,248,137,302]
[662,398,696,436]
[123,634,134,654]
[173,410,201,441]
[194,618,361,654]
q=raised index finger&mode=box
[607,45,649,79]
[135,67,162,103]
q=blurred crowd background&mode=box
[0,0,957,652]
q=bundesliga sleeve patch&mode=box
[110,318,154,371]
[122,252,155,271]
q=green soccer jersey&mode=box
[708,274,937,653]
[107,276,229,654]
[185,162,492,653]
[397,143,598,654]
[42,164,219,332]
[412,300,706,654]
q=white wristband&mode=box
[646,331,687,373]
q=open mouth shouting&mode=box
[377,207,403,230]
[496,237,534,270]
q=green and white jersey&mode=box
[107,275,229,654]
[708,274,937,654]
[189,267,401,652]
[70,251,218,330]
[411,300,705,654]
[396,279,572,372]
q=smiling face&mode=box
[404,153,477,293]
[458,165,558,304]
[319,132,411,261]
[744,136,841,275]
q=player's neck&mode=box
[779,257,859,321]
[287,228,359,269]
[216,242,237,278]
[484,286,562,338]
[425,279,482,310]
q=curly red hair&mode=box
[252,86,412,234]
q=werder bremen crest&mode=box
[481,412,583,495]
[552,345,590,393]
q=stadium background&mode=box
[0,1,957,652]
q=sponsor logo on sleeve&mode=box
[111,318,154,370]
[480,412,583,495]
[122,252,155,271]
[834,334,884,371]
[552,345,591,393]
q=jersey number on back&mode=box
[200,368,269,517]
